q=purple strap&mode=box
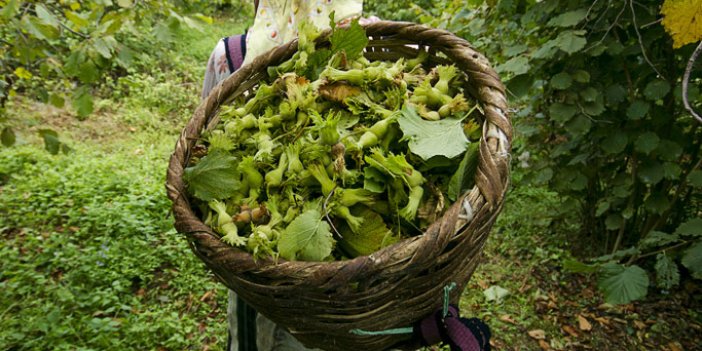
[413,305,491,351]
[224,34,246,73]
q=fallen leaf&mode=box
[483,285,510,302]
[667,342,683,351]
[562,325,579,337]
[634,320,647,330]
[594,316,611,326]
[499,314,517,324]
[578,315,593,331]
[538,339,551,350]
[528,329,546,340]
[200,290,214,302]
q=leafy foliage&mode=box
[184,151,241,201]
[0,0,210,117]
[278,209,334,261]
[597,263,649,305]
[398,104,470,160]
[416,0,702,303]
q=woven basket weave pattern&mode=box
[166,21,511,351]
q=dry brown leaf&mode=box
[633,320,647,330]
[594,316,611,326]
[578,315,593,331]
[562,325,579,338]
[538,339,551,350]
[499,315,517,324]
[319,82,361,102]
[200,290,214,302]
[528,329,546,340]
[668,342,683,351]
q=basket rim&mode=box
[166,21,512,290]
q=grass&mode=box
[0,14,250,351]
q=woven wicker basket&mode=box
[166,21,511,351]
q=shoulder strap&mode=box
[223,34,247,73]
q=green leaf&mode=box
[595,201,610,217]
[555,30,587,54]
[634,132,660,154]
[547,9,588,27]
[640,231,679,250]
[644,193,670,214]
[192,13,214,25]
[153,23,174,42]
[606,84,627,105]
[363,167,386,193]
[72,87,94,118]
[497,56,530,75]
[662,162,681,180]
[581,97,605,116]
[681,241,702,279]
[338,206,398,257]
[605,214,623,230]
[65,11,90,29]
[654,254,679,289]
[1,127,16,147]
[183,151,241,202]
[92,37,114,59]
[304,48,331,80]
[278,209,334,261]
[550,72,572,90]
[398,104,469,160]
[580,87,599,102]
[638,161,664,184]
[656,140,683,161]
[549,102,578,123]
[117,0,132,8]
[688,170,702,187]
[565,115,592,135]
[563,259,597,273]
[572,70,590,83]
[38,129,61,155]
[329,18,368,61]
[531,41,558,59]
[626,100,649,120]
[116,44,134,68]
[597,263,649,304]
[676,218,702,238]
[448,142,480,201]
[35,4,59,28]
[601,133,628,154]
[643,80,671,101]
[1,0,20,19]
[506,74,533,98]
[24,16,60,40]
[503,44,528,57]
[49,93,65,108]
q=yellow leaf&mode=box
[70,2,80,11]
[14,67,32,79]
[661,0,702,48]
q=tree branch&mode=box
[683,41,702,124]
[629,0,664,79]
